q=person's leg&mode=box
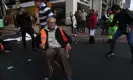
[107,27,114,43]
[71,25,74,35]
[92,29,95,44]
[44,48,56,78]
[106,29,122,57]
[56,48,72,80]
[21,29,27,48]
[83,21,86,32]
[77,21,79,32]
[81,20,84,32]
[74,27,76,36]
[79,21,82,32]
[126,31,133,63]
[101,23,105,35]
[89,29,93,44]
[27,28,35,48]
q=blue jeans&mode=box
[110,29,133,55]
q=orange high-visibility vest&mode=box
[40,29,47,44]
[40,28,68,44]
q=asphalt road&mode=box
[0,37,133,80]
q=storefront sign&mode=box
[0,19,4,28]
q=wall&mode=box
[65,0,77,15]
[93,0,102,19]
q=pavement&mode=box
[0,24,128,43]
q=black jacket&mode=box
[111,9,133,31]
[36,27,72,49]
[16,12,32,29]
[44,27,72,49]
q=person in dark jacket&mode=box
[17,7,35,50]
[105,4,133,64]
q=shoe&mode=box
[5,50,10,53]
[74,34,76,37]
[71,34,74,36]
[130,60,133,64]
[105,52,114,58]
[64,77,72,80]
[44,78,49,80]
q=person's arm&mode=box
[62,29,72,44]
[104,14,109,19]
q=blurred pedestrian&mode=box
[81,9,87,33]
[70,12,77,36]
[16,7,35,50]
[105,4,133,64]
[87,9,97,44]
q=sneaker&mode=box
[105,52,114,58]
[71,34,74,36]
[44,78,49,80]
[5,50,10,53]
[74,34,76,37]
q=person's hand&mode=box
[40,44,45,49]
[66,43,72,51]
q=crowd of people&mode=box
[1,0,133,80]
[70,9,98,44]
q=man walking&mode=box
[17,7,35,50]
[81,9,87,33]
[105,4,133,64]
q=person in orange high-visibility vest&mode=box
[39,17,72,80]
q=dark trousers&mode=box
[81,20,86,32]
[77,21,81,32]
[21,28,35,48]
[71,25,76,34]
[101,22,108,35]
[110,29,133,57]
[44,48,71,77]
